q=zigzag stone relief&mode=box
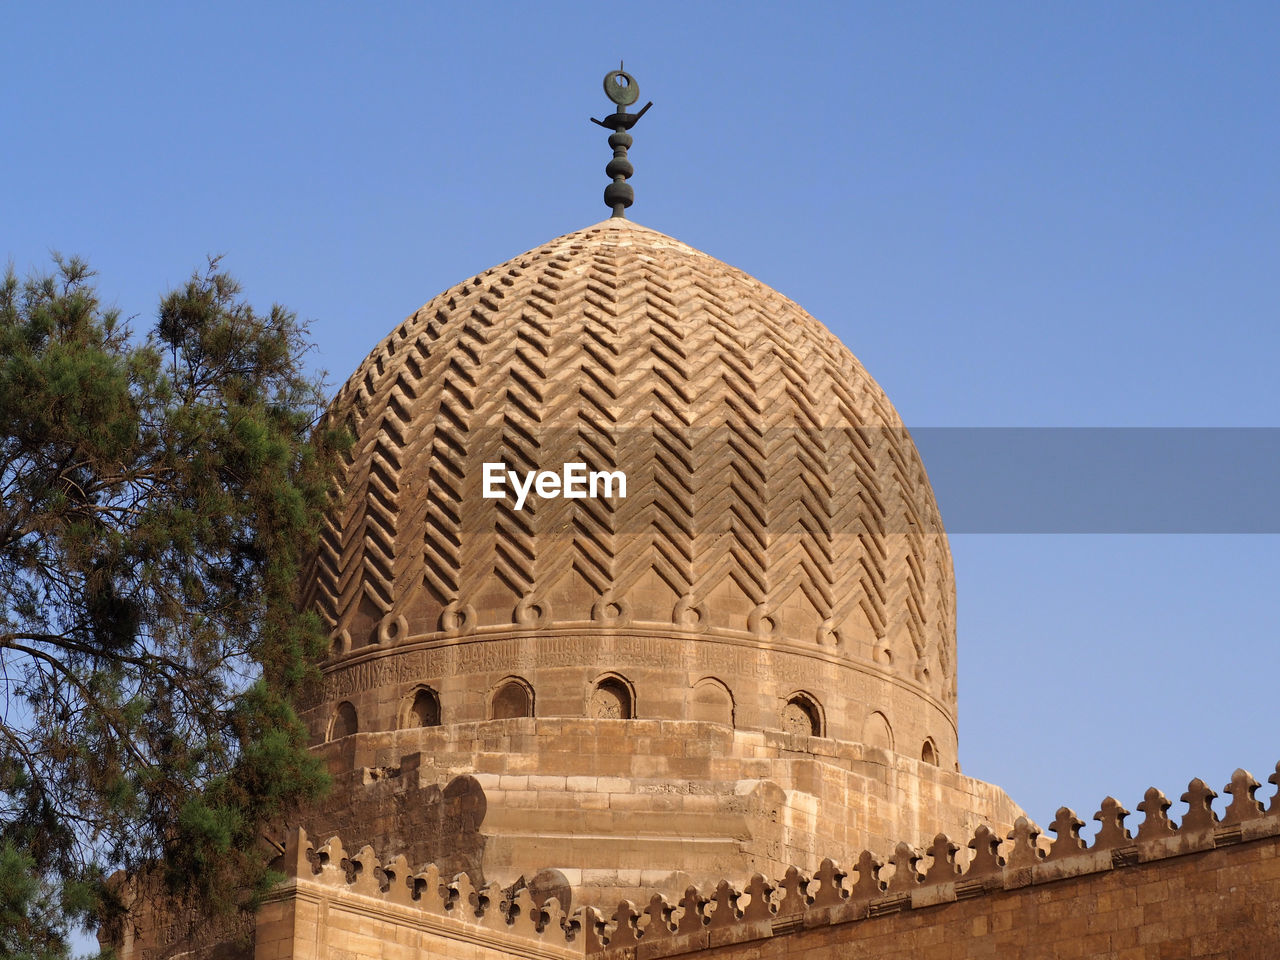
[302,218,957,726]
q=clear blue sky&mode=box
[5,2,1278,850]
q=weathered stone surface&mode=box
[282,218,1024,909]
[301,217,959,764]
[237,805,1280,960]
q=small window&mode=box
[782,693,823,738]
[589,676,634,719]
[329,701,358,740]
[490,677,533,720]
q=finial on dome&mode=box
[590,61,653,218]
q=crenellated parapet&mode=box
[269,764,1280,958]
[271,828,585,956]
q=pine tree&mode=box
[0,257,344,956]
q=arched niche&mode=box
[690,677,734,727]
[490,677,534,720]
[328,701,358,741]
[588,674,634,719]
[401,686,441,728]
[921,737,940,767]
[862,710,893,751]
[781,691,823,738]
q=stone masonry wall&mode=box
[259,764,1280,960]
[688,840,1279,959]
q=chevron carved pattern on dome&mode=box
[827,383,891,646]
[403,273,517,612]
[566,252,633,594]
[525,250,624,600]
[489,305,550,600]
[453,286,531,608]
[758,344,838,625]
[612,259,695,595]
[631,267,720,602]
[307,441,357,629]
[385,316,451,608]
[638,264,705,595]
[312,222,954,678]
[684,287,771,609]
[307,328,413,630]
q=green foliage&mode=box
[0,840,66,960]
[0,258,345,957]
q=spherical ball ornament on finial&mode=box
[604,181,634,211]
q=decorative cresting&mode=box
[276,764,1280,957]
[304,218,956,730]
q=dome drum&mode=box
[303,629,957,763]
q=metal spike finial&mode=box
[590,63,653,218]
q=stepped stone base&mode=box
[300,717,1024,908]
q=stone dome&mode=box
[304,218,958,763]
